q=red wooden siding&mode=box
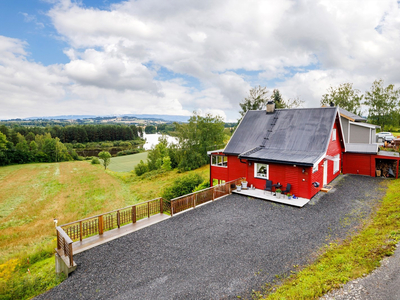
[342,153,372,176]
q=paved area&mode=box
[37,175,386,300]
[232,188,309,207]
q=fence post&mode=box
[148,202,150,218]
[79,221,83,241]
[69,243,73,267]
[194,194,197,208]
[56,229,61,250]
[160,198,163,214]
[212,187,215,201]
[98,215,104,235]
[117,210,120,229]
[171,201,174,217]
[132,206,137,223]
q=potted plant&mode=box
[287,193,292,199]
[241,178,248,189]
[236,184,242,192]
[275,189,282,198]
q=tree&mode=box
[239,85,269,117]
[98,151,111,170]
[320,83,363,114]
[364,79,400,130]
[271,89,304,109]
[145,125,157,134]
[175,112,225,171]
[0,132,7,150]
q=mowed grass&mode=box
[0,161,209,299]
[108,151,149,172]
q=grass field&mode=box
[0,161,209,299]
[108,152,149,172]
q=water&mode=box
[143,133,178,150]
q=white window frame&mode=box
[254,163,269,179]
[332,128,337,141]
[333,155,340,174]
[211,155,227,167]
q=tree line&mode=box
[0,124,143,145]
[240,79,400,131]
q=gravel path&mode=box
[37,175,386,300]
[321,242,400,300]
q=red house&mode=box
[209,105,345,200]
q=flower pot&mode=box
[236,185,242,192]
[241,181,248,189]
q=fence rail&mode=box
[170,178,243,215]
[56,178,242,269]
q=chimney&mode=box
[266,100,275,114]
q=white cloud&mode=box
[2,0,400,120]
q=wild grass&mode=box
[107,151,149,172]
[0,160,209,299]
[259,179,400,300]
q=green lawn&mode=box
[108,152,149,172]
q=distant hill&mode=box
[22,114,190,122]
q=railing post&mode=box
[69,243,73,267]
[148,202,150,218]
[56,229,61,250]
[132,206,136,223]
[212,187,215,201]
[79,221,83,241]
[98,215,104,235]
[194,194,197,208]
[117,210,120,229]
[171,201,174,217]
[160,198,163,214]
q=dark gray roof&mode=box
[339,107,366,122]
[224,107,338,166]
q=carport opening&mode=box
[375,158,397,177]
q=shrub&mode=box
[91,157,100,164]
[193,180,210,192]
[116,149,140,156]
[162,173,204,200]
[134,160,148,176]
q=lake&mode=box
[143,133,178,150]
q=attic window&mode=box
[211,155,227,167]
[254,163,269,179]
[332,128,337,141]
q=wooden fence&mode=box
[170,178,243,215]
[56,178,243,268]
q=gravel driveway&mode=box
[37,175,386,300]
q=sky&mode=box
[1,0,400,122]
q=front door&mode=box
[323,160,328,187]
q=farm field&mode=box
[0,161,209,299]
[108,151,149,172]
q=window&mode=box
[211,155,227,167]
[333,155,340,174]
[332,128,337,141]
[254,163,269,179]
[313,163,318,173]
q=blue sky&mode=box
[1,0,400,121]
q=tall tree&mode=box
[239,85,269,118]
[271,89,304,109]
[364,79,400,130]
[320,83,363,114]
[175,112,225,171]
[0,132,7,150]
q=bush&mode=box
[162,173,204,200]
[91,157,100,164]
[134,160,148,176]
[116,149,140,156]
[193,180,210,192]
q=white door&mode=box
[323,160,328,187]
